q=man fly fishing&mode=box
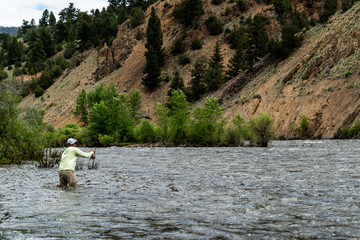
[58,138,96,189]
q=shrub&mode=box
[249,113,276,147]
[13,68,23,77]
[178,54,191,65]
[299,115,310,138]
[135,29,143,40]
[99,134,115,146]
[130,7,145,28]
[232,113,250,144]
[63,42,77,59]
[172,0,204,27]
[191,37,202,50]
[205,15,224,35]
[345,68,352,77]
[0,69,8,80]
[172,37,185,55]
[34,86,44,98]
[190,97,226,145]
[168,90,190,144]
[237,0,248,11]
[135,118,157,143]
[211,0,225,4]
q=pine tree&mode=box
[173,0,204,27]
[143,7,164,90]
[143,46,161,90]
[168,71,185,97]
[49,12,57,27]
[246,14,269,68]
[146,7,165,67]
[39,9,49,27]
[188,56,207,101]
[226,47,245,80]
[206,42,224,91]
[38,27,56,58]
[27,39,46,74]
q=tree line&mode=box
[69,83,276,147]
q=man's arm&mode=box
[74,148,96,158]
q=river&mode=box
[1,140,360,239]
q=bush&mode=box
[135,118,157,143]
[172,0,204,27]
[34,86,45,98]
[190,97,225,145]
[130,7,145,28]
[211,0,225,4]
[13,68,23,77]
[178,54,191,65]
[237,0,248,12]
[0,69,8,80]
[172,37,185,55]
[135,29,143,40]
[205,15,224,35]
[299,115,310,138]
[63,42,77,59]
[191,37,202,50]
[249,113,276,147]
[232,114,250,144]
[99,134,114,146]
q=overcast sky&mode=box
[0,0,109,27]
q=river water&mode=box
[1,140,360,239]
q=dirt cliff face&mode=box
[19,0,360,139]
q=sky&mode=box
[0,0,109,27]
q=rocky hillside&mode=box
[19,0,360,139]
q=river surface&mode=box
[1,140,360,239]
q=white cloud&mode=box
[0,0,109,27]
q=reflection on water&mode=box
[1,140,360,239]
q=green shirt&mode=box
[58,147,94,171]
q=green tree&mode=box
[38,27,56,58]
[130,7,145,28]
[190,97,225,145]
[226,47,245,79]
[188,56,207,101]
[246,14,270,68]
[143,7,164,90]
[249,112,276,147]
[39,9,49,27]
[206,41,224,91]
[155,102,170,141]
[204,15,224,35]
[173,0,204,27]
[27,39,46,74]
[319,0,338,23]
[7,36,23,65]
[135,119,157,142]
[168,71,185,97]
[49,12,57,27]
[232,113,250,144]
[146,7,165,67]
[74,89,89,125]
[168,90,190,144]
[300,115,310,138]
[143,46,161,90]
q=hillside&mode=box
[0,26,18,35]
[18,0,360,139]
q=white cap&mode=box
[67,138,77,145]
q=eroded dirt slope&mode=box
[19,0,360,139]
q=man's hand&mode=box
[92,149,96,154]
